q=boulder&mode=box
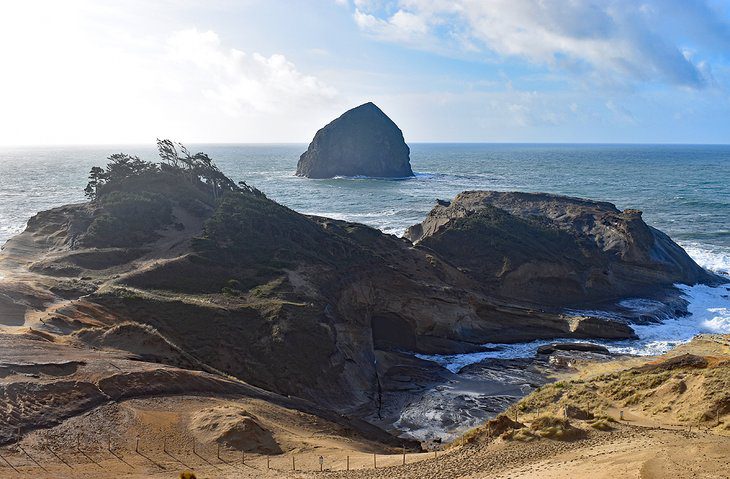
[296,102,414,178]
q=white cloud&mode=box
[352,0,729,88]
[354,9,429,44]
[167,29,338,115]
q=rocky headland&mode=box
[405,191,717,308]
[0,142,723,476]
[296,102,414,178]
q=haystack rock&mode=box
[296,102,414,178]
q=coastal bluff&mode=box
[1,144,719,452]
[296,102,414,178]
[405,191,719,306]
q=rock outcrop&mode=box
[296,102,414,178]
[405,191,718,306]
[0,170,642,418]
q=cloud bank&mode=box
[167,29,338,115]
[353,0,730,88]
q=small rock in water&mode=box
[536,342,610,355]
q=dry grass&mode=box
[454,341,730,449]
[512,379,608,418]
[529,416,585,441]
[501,428,539,442]
[515,352,730,424]
[588,417,616,431]
[450,415,524,447]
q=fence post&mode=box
[402,445,406,465]
[267,456,270,469]
[163,437,167,453]
[346,455,349,471]
[373,453,377,469]
[292,455,295,471]
[242,450,245,465]
[135,435,139,453]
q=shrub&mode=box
[83,191,172,247]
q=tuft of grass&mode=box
[501,428,539,442]
[588,418,615,431]
[530,416,585,441]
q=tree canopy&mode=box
[84,140,264,202]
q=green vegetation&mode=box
[84,139,258,202]
[83,191,173,247]
[80,139,265,248]
[421,205,584,281]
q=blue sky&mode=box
[1,0,730,144]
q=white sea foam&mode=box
[680,242,730,275]
[417,245,730,372]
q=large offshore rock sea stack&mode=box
[296,102,414,178]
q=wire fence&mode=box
[0,436,441,476]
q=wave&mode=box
[328,174,417,181]
[416,242,730,372]
[681,242,730,275]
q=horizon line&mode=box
[2,141,730,149]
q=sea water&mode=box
[1,143,728,359]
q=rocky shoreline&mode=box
[0,144,724,452]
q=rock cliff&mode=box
[405,191,718,306]
[0,165,643,419]
[296,102,414,178]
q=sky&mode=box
[1,0,730,145]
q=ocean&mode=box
[1,143,728,363]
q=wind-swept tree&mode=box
[84,154,155,200]
[85,140,265,203]
[84,166,107,199]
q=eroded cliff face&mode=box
[405,191,718,307]
[0,180,642,416]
